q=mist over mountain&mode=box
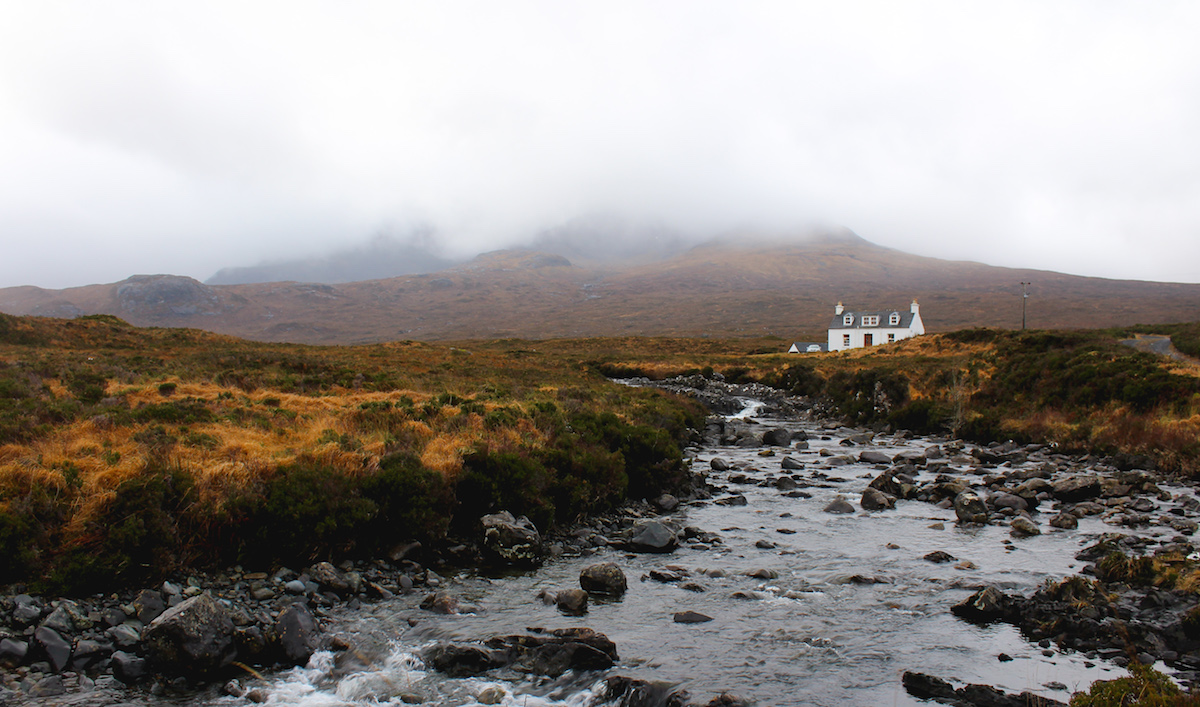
[527,214,692,265]
[206,228,458,285]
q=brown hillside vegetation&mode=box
[2,232,1198,344]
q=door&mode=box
[864,333,874,346]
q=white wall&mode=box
[827,327,917,352]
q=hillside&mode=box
[2,232,1198,344]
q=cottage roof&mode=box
[828,309,917,330]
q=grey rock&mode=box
[924,551,956,564]
[990,492,1028,512]
[628,521,679,553]
[654,494,680,512]
[112,651,148,683]
[1052,475,1103,502]
[0,638,28,668]
[269,603,321,665]
[861,487,895,511]
[1049,513,1079,530]
[28,675,66,698]
[859,450,894,465]
[133,589,165,624]
[107,623,142,649]
[1010,517,1041,537]
[780,456,804,470]
[308,561,351,595]
[142,593,237,675]
[13,602,42,626]
[70,639,112,671]
[284,579,307,594]
[710,458,731,471]
[673,611,713,623]
[762,428,793,446]
[555,589,589,615]
[951,586,1013,623]
[580,563,628,596]
[481,511,544,566]
[33,626,72,673]
[823,495,855,514]
[954,491,989,524]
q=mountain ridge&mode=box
[2,234,1197,344]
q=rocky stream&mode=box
[3,376,1200,706]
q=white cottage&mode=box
[826,300,924,352]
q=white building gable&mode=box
[826,300,924,352]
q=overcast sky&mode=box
[2,1,1198,289]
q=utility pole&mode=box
[1020,282,1030,330]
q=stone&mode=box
[284,579,307,594]
[628,521,679,553]
[419,592,460,614]
[133,589,166,624]
[954,491,989,524]
[761,428,793,446]
[654,494,680,512]
[107,623,142,649]
[1010,517,1041,537]
[269,603,321,665]
[746,568,779,580]
[990,492,1028,512]
[32,626,72,674]
[673,611,713,623]
[951,586,1012,623]
[0,638,28,668]
[142,593,237,676]
[481,511,544,566]
[28,675,66,698]
[823,495,855,514]
[1053,475,1103,502]
[781,456,804,470]
[861,487,895,511]
[1049,513,1079,530]
[580,563,628,596]
[859,450,894,465]
[70,638,112,671]
[112,650,149,683]
[307,561,351,595]
[924,551,956,564]
[555,589,589,615]
[710,458,731,471]
[40,600,88,635]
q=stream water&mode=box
[36,402,1171,706]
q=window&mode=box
[888,333,896,343]
[843,314,853,326]
[843,334,851,347]
[889,312,900,325]
[862,315,879,327]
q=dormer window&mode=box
[862,315,879,327]
[889,312,900,326]
[843,314,853,326]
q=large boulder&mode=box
[142,593,237,676]
[627,521,678,553]
[269,603,321,665]
[33,627,72,673]
[954,491,989,524]
[580,563,628,596]
[481,511,544,566]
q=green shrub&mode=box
[456,449,555,532]
[157,382,177,396]
[1070,660,1198,705]
[360,453,454,545]
[68,371,108,404]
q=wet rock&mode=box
[710,458,731,471]
[483,628,619,677]
[715,494,749,506]
[951,586,1013,623]
[861,487,895,511]
[133,589,166,624]
[33,626,72,673]
[420,592,461,614]
[284,579,307,595]
[924,551,956,564]
[112,650,149,683]
[40,600,89,635]
[746,568,779,580]
[1010,517,1041,537]
[649,569,684,583]
[71,638,112,671]
[954,491,989,524]
[307,561,351,595]
[142,593,237,676]
[823,495,855,514]
[1049,513,1079,530]
[673,610,713,624]
[628,521,679,553]
[781,456,804,470]
[859,450,893,465]
[654,494,680,512]
[989,492,1028,513]
[481,511,545,567]
[28,675,66,698]
[902,671,957,701]
[0,639,26,673]
[556,589,589,615]
[703,692,752,706]
[269,603,321,665]
[1052,475,1103,502]
[12,597,42,625]
[424,643,505,677]
[762,428,793,446]
[580,562,628,596]
[603,676,691,707]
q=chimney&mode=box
[911,299,919,314]
[835,302,844,315]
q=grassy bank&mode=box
[559,324,1200,475]
[0,314,704,595]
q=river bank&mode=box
[3,376,1200,705]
